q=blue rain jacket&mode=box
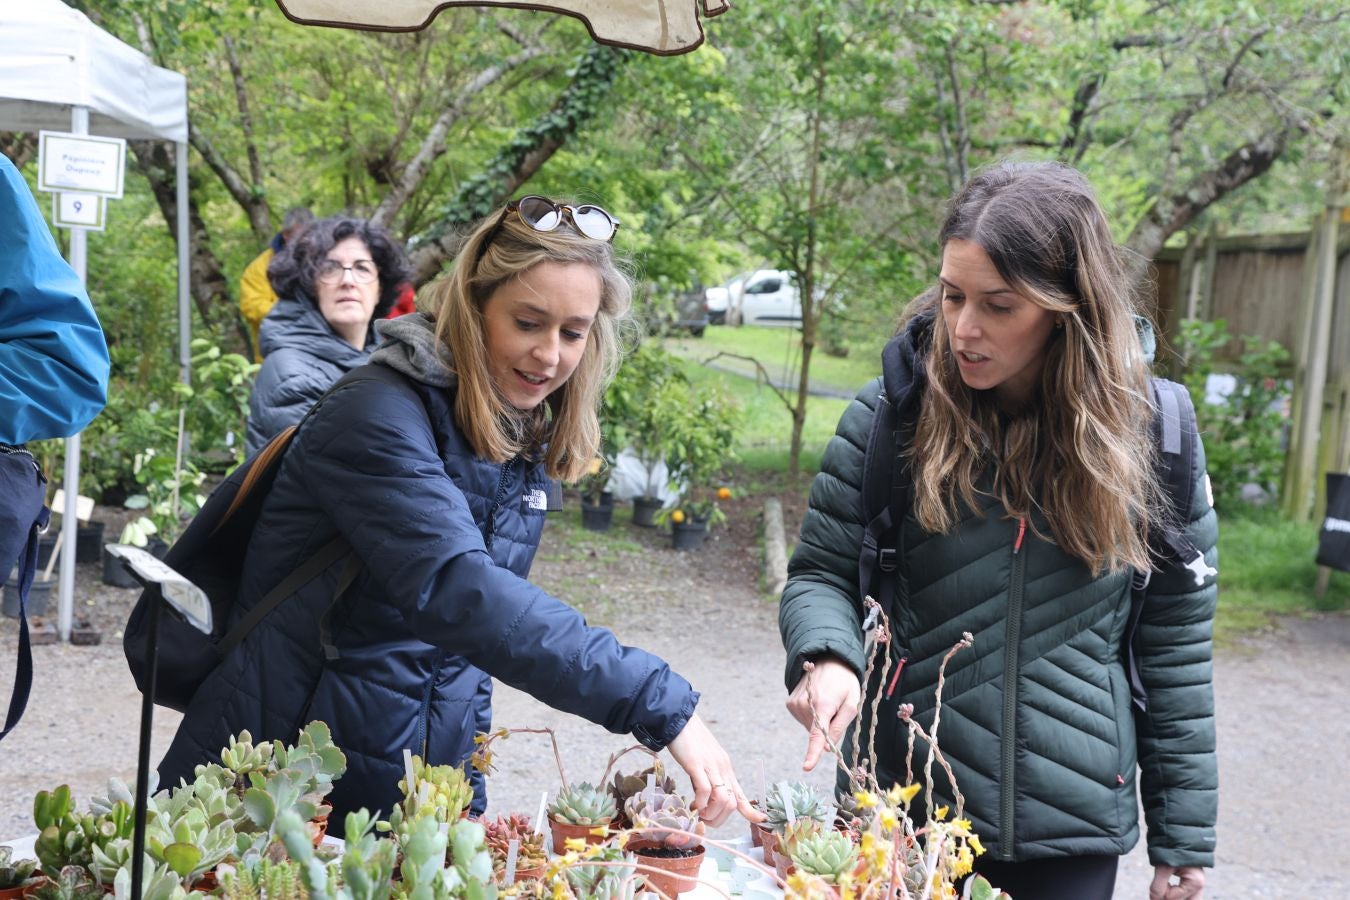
[0,153,109,445]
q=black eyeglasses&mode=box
[475,196,620,264]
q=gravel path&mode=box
[1,492,1347,898]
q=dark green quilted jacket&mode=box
[779,316,1218,867]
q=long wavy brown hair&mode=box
[908,161,1162,575]
[424,200,633,483]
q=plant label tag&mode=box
[526,489,548,511]
[105,544,212,634]
[50,489,96,522]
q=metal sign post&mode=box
[103,544,210,900]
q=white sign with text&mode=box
[37,131,127,198]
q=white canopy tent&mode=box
[0,0,191,642]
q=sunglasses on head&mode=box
[475,196,620,264]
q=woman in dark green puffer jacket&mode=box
[779,162,1217,900]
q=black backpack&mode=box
[123,364,418,712]
[857,376,1205,712]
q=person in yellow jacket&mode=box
[240,207,314,360]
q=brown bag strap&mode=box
[216,426,299,532]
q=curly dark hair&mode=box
[267,216,411,319]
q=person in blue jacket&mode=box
[160,196,759,828]
[244,216,410,456]
[1,150,109,739]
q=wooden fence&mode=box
[1140,211,1350,523]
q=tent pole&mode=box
[58,104,91,644]
[176,140,190,385]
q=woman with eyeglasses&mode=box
[160,196,761,831]
[779,163,1216,899]
[244,216,410,456]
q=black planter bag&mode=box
[1317,473,1350,573]
[0,445,49,742]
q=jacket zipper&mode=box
[1000,517,1028,860]
[417,650,442,759]
[483,458,516,552]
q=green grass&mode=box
[663,325,885,396]
[658,327,869,473]
[1214,505,1350,643]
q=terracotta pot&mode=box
[629,840,706,898]
[549,817,610,852]
[759,829,780,870]
[190,870,219,893]
[310,802,334,846]
[9,877,50,900]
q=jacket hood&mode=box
[370,312,457,388]
[880,311,933,423]
[259,296,374,365]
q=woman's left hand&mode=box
[1149,865,1205,899]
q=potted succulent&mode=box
[482,814,549,884]
[759,781,832,870]
[547,782,616,852]
[607,762,675,830]
[623,781,706,898]
[784,825,859,892]
[0,848,41,900]
[25,867,102,900]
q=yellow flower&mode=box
[892,783,921,805]
[563,837,587,853]
[952,818,972,834]
[854,790,878,810]
[969,834,986,856]
[878,809,899,832]
[671,509,686,524]
[934,805,949,821]
[587,456,604,475]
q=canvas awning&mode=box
[272,0,729,55]
[0,0,192,643]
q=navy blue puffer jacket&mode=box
[160,315,698,821]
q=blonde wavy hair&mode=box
[424,200,633,483]
[908,161,1162,575]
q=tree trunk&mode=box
[406,45,626,285]
[129,139,251,353]
[1123,126,1299,288]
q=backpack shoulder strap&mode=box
[213,364,427,660]
[857,390,912,620]
[1127,377,1207,712]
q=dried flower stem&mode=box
[471,726,568,788]
[920,632,973,822]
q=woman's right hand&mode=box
[785,657,861,772]
[665,713,764,827]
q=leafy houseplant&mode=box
[660,381,740,550]
[601,344,690,524]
